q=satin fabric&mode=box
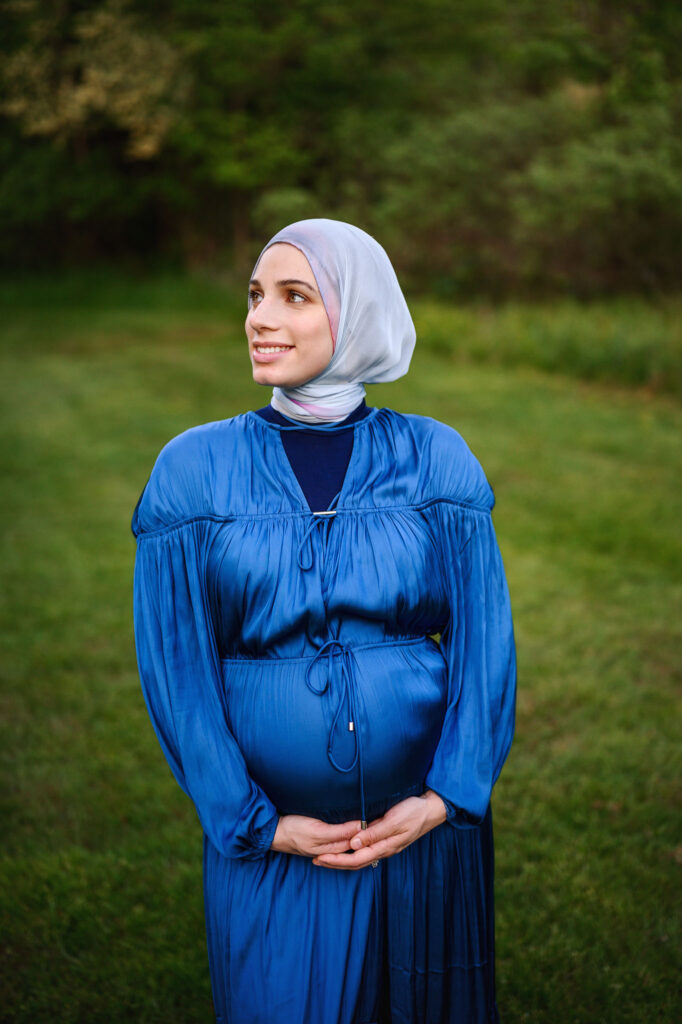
[132,406,516,1023]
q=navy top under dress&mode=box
[132,402,516,1024]
[255,399,369,513]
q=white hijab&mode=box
[252,218,416,422]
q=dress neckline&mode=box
[247,407,381,514]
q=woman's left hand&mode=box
[312,790,447,870]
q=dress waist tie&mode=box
[305,639,368,829]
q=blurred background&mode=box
[2,0,682,300]
[1,2,680,1022]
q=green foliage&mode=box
[512,93,682,293]
[0,275,680,1021]
[373,92,593,294]
[0,1,681,292]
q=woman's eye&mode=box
[289,291,306,303]
[248,290,262,307]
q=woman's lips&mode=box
[252,344,294,364]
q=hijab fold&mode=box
[252,219,416,423]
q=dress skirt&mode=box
[203,807,498,1024]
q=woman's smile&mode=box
[251,342,295,362]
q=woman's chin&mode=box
[253,370,289,388]
[252,366,309,390]
[252,364,279,386]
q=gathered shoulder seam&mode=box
[133,496,491,540]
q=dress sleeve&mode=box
[425,502,517,828]
[133,515,279,859]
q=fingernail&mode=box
[350,837,362,850]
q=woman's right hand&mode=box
[270,814,362,858]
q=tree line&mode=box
[1,0,680,296]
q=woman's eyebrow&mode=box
[249,277,319,293]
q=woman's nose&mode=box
[247,295,278,331]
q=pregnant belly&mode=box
[220,636,448,822]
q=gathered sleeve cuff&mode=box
[425,499,517,830]
[133,504,279,859]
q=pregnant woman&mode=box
[132,218,516,1023]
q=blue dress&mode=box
[132,406,516,1024]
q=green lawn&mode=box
[1,275,680,1022]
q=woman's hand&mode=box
[312,790,447,870]
[270,814,363,858]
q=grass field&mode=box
[1,273,680,1022]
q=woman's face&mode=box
[246,243,334,389]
